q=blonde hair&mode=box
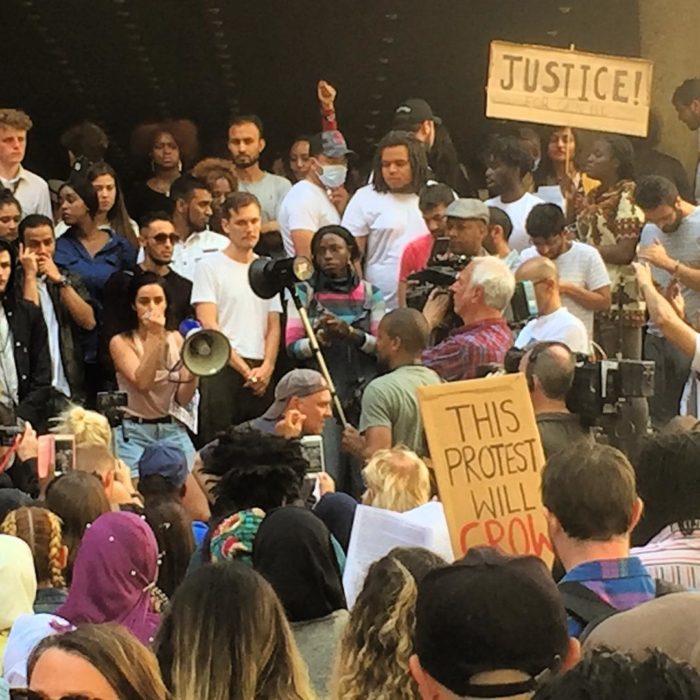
[0,109,32,131]
[54,404,112,447]
[331,547,446,700]
[362,447,430,513]
[1,507,65,588]
[74,443,117,477]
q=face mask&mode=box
[318,164,347,189]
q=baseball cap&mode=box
[137,440,189,488]
[393,98,442,128]
[262,369,328,421]
[445,198,490,224]
[414,547,569,698]
[308,130,355,158]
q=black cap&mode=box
[414,547,568,698]
[393,98,442,128]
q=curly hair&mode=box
[331,547,446,700]
[205,429,307,517]
[1,506,66,588]
[362,447,431,513]
[372,131,429,195]
[192,157,238,195]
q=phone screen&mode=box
[299,435,325,474]
[53,434,76,475]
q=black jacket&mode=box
[3,295,52,429]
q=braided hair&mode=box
[1,506,66,589]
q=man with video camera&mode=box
[422,256,514,381]
[519,342,592,459]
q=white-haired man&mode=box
[422,256,515,381]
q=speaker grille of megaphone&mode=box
[179,320,231,377]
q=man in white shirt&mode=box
[485,135,544,252]
[278,130,353,257]
[228,115,292,240]
[514,256,590,355]
[521,203,611,340]
[342,131,429,310]
[636,175,700,425]
[0,109,52,220]
[167,174,227,282]
[484,206,520,272]
[192,191,282,444]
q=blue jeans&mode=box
[115,420,196,478]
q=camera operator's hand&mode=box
[317,80,337,109]
[637,238,674,272]
[17,422,38,463]
[422,288,451,331]
[275,409,306,439]
[18,244,38,278]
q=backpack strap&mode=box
[558,581,619,641]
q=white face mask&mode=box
[318,164,347,189]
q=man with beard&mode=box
[485,135,544,252]
[228,115,291,239]
[341,308,441,460]
[102,212,193,343]
[636,175,700,425]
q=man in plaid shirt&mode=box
[422,256,515,381]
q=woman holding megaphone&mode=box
[109,272,198,478]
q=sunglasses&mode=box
[151,233,179,244]
[10,692,103,700]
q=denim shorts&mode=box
[115,420,196,478]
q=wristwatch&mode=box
[55,276,71,289]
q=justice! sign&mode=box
[486,40,653,137]
[418,373,553,566]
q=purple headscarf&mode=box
[57,511,160,645]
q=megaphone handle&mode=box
[293,293,348,429]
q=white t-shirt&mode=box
[278,179,340,256]
[341,185,426,310]
[515,306,590,355]
[521,241,610,339]
[191,252,282,360]
[237,172,292,223]
[486,192,544,253]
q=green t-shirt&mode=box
[359,364,442,456]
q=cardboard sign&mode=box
[418,374,553,565]
[486,40,653,137]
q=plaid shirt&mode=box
[561,557,656,638]
[422,318,513,382]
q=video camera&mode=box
[504,350,654,422]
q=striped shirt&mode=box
[633,525,700,590]
[422,317,513,382]
[285,281,385,359]
[561,557,656,638]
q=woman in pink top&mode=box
[109,272,198,478]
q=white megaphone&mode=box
[179,319,230,377]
